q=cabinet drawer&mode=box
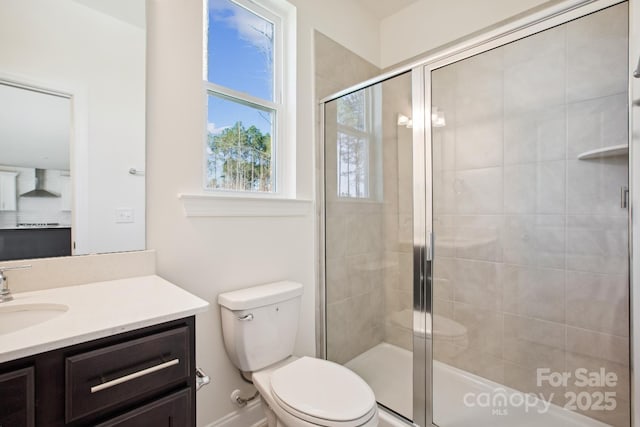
[0,367,34,427]
[65,327,190,423]
[95,388,191,427]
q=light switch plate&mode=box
[115,208,134,223]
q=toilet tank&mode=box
[218,281,303,372]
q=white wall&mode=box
[0,0,145,255]
[380,0,550,68]
[145,0,379,425]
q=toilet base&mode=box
[261,396,279,427]
[263,396,318,427]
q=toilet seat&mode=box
[269,357,377,426]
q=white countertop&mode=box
[0,275,209,363]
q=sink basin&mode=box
[0,303,69,335]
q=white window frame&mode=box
[202,0,295,198]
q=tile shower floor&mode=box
[346,343,608,427]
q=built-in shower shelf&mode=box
[577,144,628,160]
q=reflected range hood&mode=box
[20,169,60,198]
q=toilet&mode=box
[218,281,378,427]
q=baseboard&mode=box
[205,399,267,427]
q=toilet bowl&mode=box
[253,357,378,427]
[218,281,379,427]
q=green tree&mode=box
[208,121,272,191]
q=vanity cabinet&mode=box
[94,389,190,427]
[0,367,34,427]
[0,317,195,427]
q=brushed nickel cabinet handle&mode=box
[90,358,179,393]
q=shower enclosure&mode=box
[320,1,634,426]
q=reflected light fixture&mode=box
[397,114,413,128]
[432,107,446,128]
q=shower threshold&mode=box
[346,343,609,427]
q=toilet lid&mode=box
[270,357,376,423]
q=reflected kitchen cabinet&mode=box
[60,175,72,212]
[0,171,17,211]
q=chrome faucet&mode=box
[0,265,32,303]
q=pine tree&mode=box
[207,121,272,191]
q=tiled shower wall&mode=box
[316,32,386,364]
[431,4,629,425]
[320,35,416,363]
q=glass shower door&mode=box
[324,72,417,421]
[430,3,630,427]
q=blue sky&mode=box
[207,0,274,137]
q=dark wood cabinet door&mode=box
[0,367,34,427]
[66,326,190,422]
[95,389,191,427]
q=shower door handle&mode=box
[621,186,629,209]
[426,232,434,261]
[634,56,640,78]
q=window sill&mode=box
[178,193,313,217]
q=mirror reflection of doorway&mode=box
[0,81,72,260]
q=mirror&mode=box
[0,0,146,260]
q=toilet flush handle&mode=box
[238,313,254,321]
[195,367,211,391]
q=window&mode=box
[336,88,379,199]
[204,0,292,195]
